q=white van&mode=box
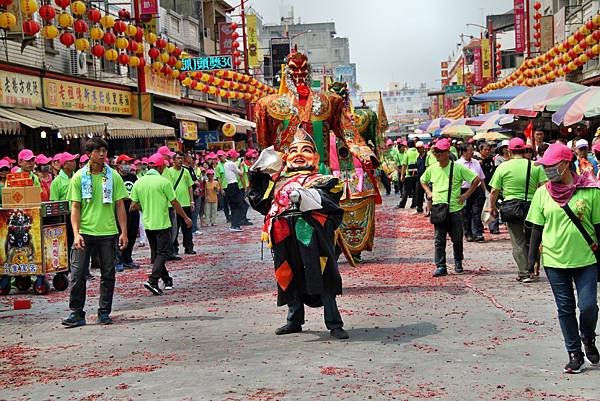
[408,133,432,145]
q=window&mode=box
[170,16,180,33]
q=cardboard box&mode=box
[2,186,41,208]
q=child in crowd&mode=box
[204,169,222,226]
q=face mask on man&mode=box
[544,163,567,183]
[121,164,131,174]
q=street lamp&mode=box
[290,29,312,40]
[466,23,486,30]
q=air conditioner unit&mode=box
[69,49,88,75]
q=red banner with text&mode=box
[514,0,526,53]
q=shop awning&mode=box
[191,108,232,124]
[0,107,105,137]
[225,113,256,129]
[63,113,175,139]
[154,102,207,123]
[470,86,528,104]
[0,118,21,135]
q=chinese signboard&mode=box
[180,120,198,141]
[140,0,159,15]
[0,71,42,108]
[481,38,491,79]
[444,85,466,94]
[514,0,526,53]
[145,66,180,99]
[473,46,482,86]
[180,56,232,72]
[247,14,260,67]
[43,78,132,115]
[42,224,68,274]
[218,22,235,55]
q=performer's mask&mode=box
[285,128,319,171]
[286,52,310,86]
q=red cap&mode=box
[158,145,175,157]
[535,142,574,167]
[116,154,134,163]
[18,149,35,161]
[35,154,53,165]
[432,138,451,151]
[148,153,165,167]
[508,137,526,151]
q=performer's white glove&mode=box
[290,189,301,204]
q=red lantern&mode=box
[113,20,127,34]
[118,8,130,20]
[137,57,146,68]
[161,65,172,76]
[234,59,241,67]
[568,49,577,58]
[533,23,541,30]
[586,49,595,58]
[574,31,584,41]
[102,31,116,45]
[580,39,588,49]
[117,52,129,65]
[230,22,238,30]
[39,4,55,21]
[73,18,88,34]
[534,12,542,20]
[231,31,239,40]
[533,1,541,10]
[155,37,167,49]
[0,0,13,6]
[91,43,105,57]
[148,47,159,59]
[172,47,181,57]
[167,56,177,66]
[178,72,187,82]
[232,41,239,48]
[586,20,595,31]
[233,50,240,57]
[59,32,75,47]
[594,31,600,41]
[533,31,540,40]
[127,39,138,53]
[87,8,101,23]
[134,26,144,41]
[190,79,198,89]
[22,19,40,36]
[55,0,70,9]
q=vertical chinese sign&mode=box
[481,38,491,80]
[514,0,526,53]
[247,14,260,68]
[140,0,159,15]
[219,22,234,55]
[473,47,482,86]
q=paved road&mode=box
[1,197,599,401]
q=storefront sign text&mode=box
[0,71,42,108]
[44,78,132,115]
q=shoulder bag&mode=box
[499,160,531,223]
[561,203,600,281]
[173,168,185,191]
[430,161,453,225]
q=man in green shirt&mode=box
[17,149,41,188]
[165,152,195,255]
[61,138,129,328]
[50,152,78,255]
[398,140,419,208]
[420,138,481,277]
[130,153,192,295]
[214,150,230,222]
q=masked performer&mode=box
[328,82,381,264]
[248,128,349,340]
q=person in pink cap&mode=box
[157,145,175,167]
[52,153,63,176]
[203,168,222,226]
[35,154,54,201]
[79,153,89,169]
[0,159,10,204]
[380,138,400,196]
[50,152,79,202]
[489,137,547,283]
[420,138,481,277]
[17,149,41,188]
[137,157,149,178]
[526,141,600,374]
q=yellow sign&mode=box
[0,71,42,108]
[247,14,261,68]
[145,66,180,99]
[180,120,198,141]
[222,122,236,137]
[481,38,491,79]
[42,224,68,274]
[141,17,158,36]
[44,78,132,115]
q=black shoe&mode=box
[474,236,485,243]
[454,261,464,274]
[97,311,113,325]
[167,255,182,261]
[564,351,585,373]
[490,230,500,235]
[433,267,448,277]
[163,278,173,290]
[241,221,254,226]
[184,250,196,255]
[583,338,600,365]
[330,327,349,339]
[275,324,302,335]
[465,236,474,242]
[62,311,86,328]
[144,281,163,295]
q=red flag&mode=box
[524,120,533,142]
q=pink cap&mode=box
[10,166,19,173]
[35,154,53,165]
[206,169,215,175]
[141,157,149,164]
[0,159,10,169]
[385,139,393,146]
[535,142,574,167]
[3,156,15,164]
[395,138,402,144]
[60,152,79,165]
[433,138,451,151]
[246,148,258,157]
[130,164,138,171]
[79,154,89,163]
[53,153,64,162]
[18,149,35,161]
[592,141,600,153]
[227,149,239,159]
[158,145,175,157]
[206,152,217,159]
[216,150,226,157]
[508,137,526,151]
[148,153,165,167]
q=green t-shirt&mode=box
[526,186,600,268]
[68,168,128,236]
[165,167,193,207]
[130,169,176,231]
[49,170,71,201]
[403,148,419,166]
[425,151,436,168]
[420,161,477,213]
[489,158,547,201]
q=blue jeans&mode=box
[286,293,344,330]
[545,265,598,352]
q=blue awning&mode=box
[470,86,529,104]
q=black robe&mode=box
[248,170,344,307]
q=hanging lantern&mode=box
[104,48,118,61]
[137,57,146,68]
[148,46,159,59]
[592,44,600,55]
[172,47,181,57]
[155,37,167,49]
[70,0,85,16]
[22,19,40,36]
[99,14,115,29]
[178,72,187,82]
[117,52,129,65]
[57,12,73,28]
[102,31,116,45]
[115,36,128,50]
[38,4,56,21]
[231,31,239,40]
[190,79,198,89]
[41,24,59,39]
[134,26,144,41]
[87,8,101,24]
[175,60,182,69]
[171,69,180,79]
[74,37,89,51]
[90,26,103,40]
[233,50,240,58]
[232,41,239,48]
[73,18,88,34]
[218,88,226,97]
[159,51,169,63]
[128,55,140,67]
[145,32,157,44]
[135,42,144,54]
[578,53,589,64]
[91,44,104,57]
[113,20,126,34]
[20,0,38,15]
[230,22,238,30]
[126,24,137,37]
[59,31,75,47]
[167,56,177,66]
[234,59,241,67]
[0,0,13,6]
[126,39,138,53]
[166,42,176,53]
[152,61,163,72]
[54,0,70,9]
[182,76,192,86]
[162,65,173,76]
[208,86,216,94]
[118,8,130,20]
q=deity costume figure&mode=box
[247,128,349,340]
[327,82,381,264]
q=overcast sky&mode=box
[249,0,513,91]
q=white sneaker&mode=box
[193,230,203,235]
[229,227,243,232]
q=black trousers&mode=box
[146,228,172,285]
[173,206,194,253]
[398,176,417,208]
[413,177,425,212]
[116,209,140,264]
[461,187,485,238]
[433,211,464,268]
[380,172,391,195]
[225,183,244,228]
